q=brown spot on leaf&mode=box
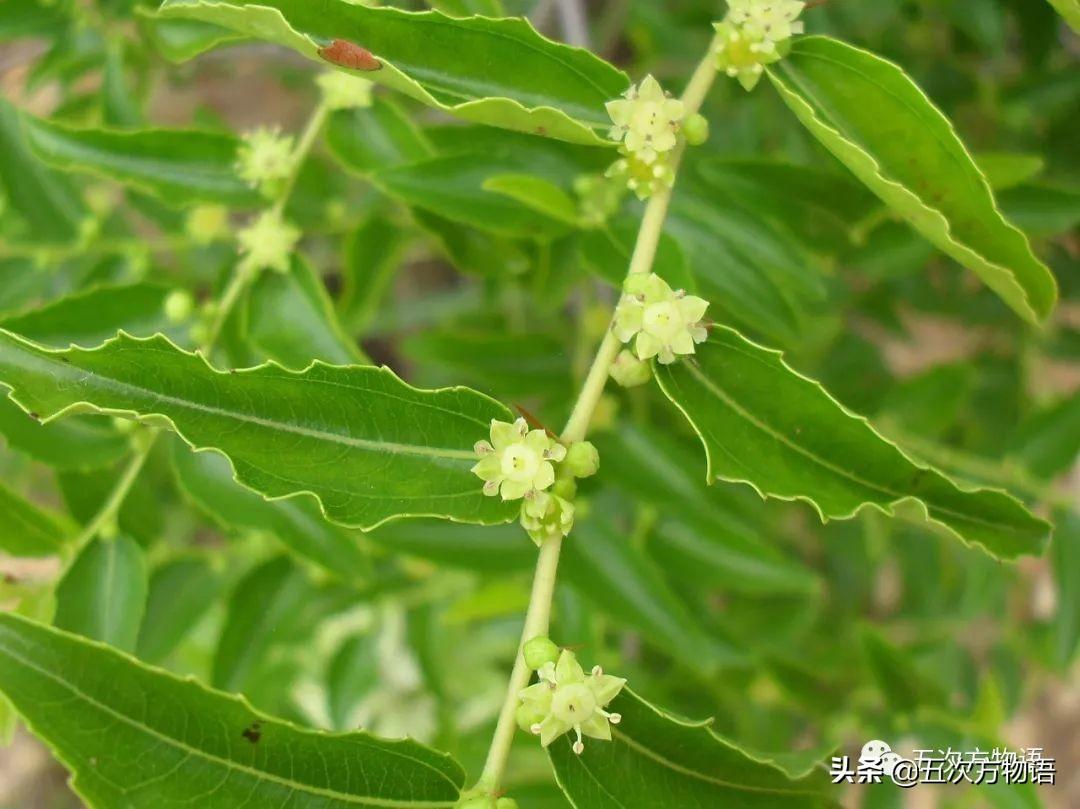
[27,412,39,421]
[241,721,262,744]
[318,40,382,71]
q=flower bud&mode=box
[564,441,599,478]
[163,290,195,324]
[516,700,547,733]
[552,478,577,501]
[184,204,229,245]
[682,113,710,146]
[609,349,652,388]
[523,635,559,670]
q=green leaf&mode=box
[365,519,534,573]
[768,36,1057,324]
[595,426,818,597]
[694,158,876,253]
[171,439,370,580]
[0,283,189,348]
[338,214,411,335]
[54,535,148,653]
[375,154,572,240]
[404,329,572,401]
[0,612,465,806]
[415,209,531,278]
[1009,394,1080,481]
[562,518,744,675]
[136,556,223,664]
[244,256,368,369]
[17,111,262,208]
[0,480,73,558]
[998,183,1080,236]
[155,0,628,145]
[325,99,434,175]
[549,689,836,808]
[137,11,246,61]
[0,99,86,243]
[0,396,128,470]
[482,173,580,225]
[654,330,1050,560]
[1046,0,1080,32]
[974,152,1045,191]
[326,634,379,730]
[211,557,352,709]
[668,183,823,347]
[0,329,517,530]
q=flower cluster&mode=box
[604,75,685,200]
[235,127,295,196]
[472,418,598,545]
[714,0,806,90]
[613,273,710,364]
[516,640,626,755]
[236,210,300,275]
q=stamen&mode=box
[572,727,584,755]
[530,723,543,735]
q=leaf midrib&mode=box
[0,630,460,808]
[678,340,1034,538]
[12,341,479,462]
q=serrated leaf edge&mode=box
[0,613,464,808]
[0,328,517,532]
[655,327,1051,561]
[767,36,1057,324]
[155,0,626,146]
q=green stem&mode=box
[65,439,152,559]
[475,36,722,797]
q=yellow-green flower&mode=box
[472,418,566,501]
[605,75,685,166]
[236,210,300,275]
[715,1,806,90]
[613,274,709,364]
[520,491,575,545]
[517,650,626,754]
[235,127,295,195]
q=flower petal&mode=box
[589,674,627,705]
[555,649,586,684]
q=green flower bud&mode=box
[682,113,710,146]
[523,635,560,670]
[564,441,599,478]
[516,700,547,732]
[552,477,577,501]
[163,290,195,324]
[184,204,229,245]
[609,349,652,388]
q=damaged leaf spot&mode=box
[318,40,382,71]
[241,721,262,744]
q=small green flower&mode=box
[235,127,295,195]
[609,349,653,388]
[317,71,375,110]
[613,274,710,364]
[236,210,300,275]
[603,153,676,201]
[184,204,229,245]
[520,491,575,545]
[574,173,625,228]
[522,635,560,670]
[163,290,194,324]
[518,650,626,754]
[472,418,566,501]
[605,75,685,166]
[714,1,805,91]
[564,441,599,479]
[728,0,806,45]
